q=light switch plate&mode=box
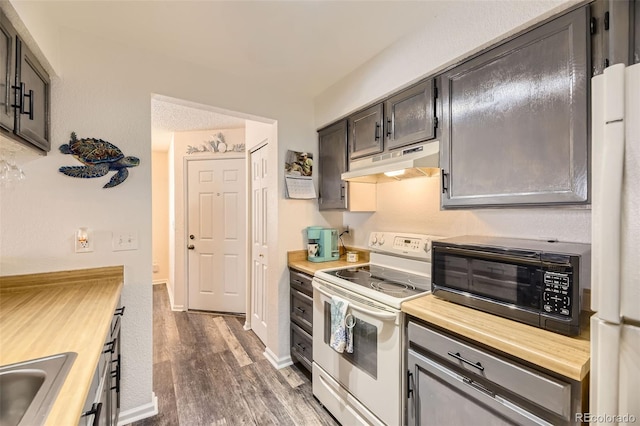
[112,231,138,251]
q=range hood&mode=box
[341,141,440,183]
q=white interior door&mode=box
[250,144,268,344]
[187,158,246,313]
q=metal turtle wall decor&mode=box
[59,132,140,188]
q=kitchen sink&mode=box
[0,352,77,426]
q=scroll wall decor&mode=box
[58,132,140,188]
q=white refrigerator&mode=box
[590,62,640,425]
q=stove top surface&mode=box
[321,264,431,300]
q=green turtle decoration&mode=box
[59,132,140,188]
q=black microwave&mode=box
[431,236,591,336]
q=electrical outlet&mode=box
[112,231,138,251]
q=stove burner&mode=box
[336,269,372,280]
[371,281,415,295]
[379,270,410,280]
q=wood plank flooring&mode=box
[131,284,338,426]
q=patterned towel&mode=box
[329,296,349,353]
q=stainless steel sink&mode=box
[0,352,77,426]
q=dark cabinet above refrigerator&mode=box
[439,5,590,208]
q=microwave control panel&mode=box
[542,272,572,316]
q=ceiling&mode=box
[19,1,451,150]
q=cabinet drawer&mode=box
[290,270,313,297]
[291,323,312,372]
[408,321,572,419]
[290,289,313,334]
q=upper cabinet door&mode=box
[440,6,589,208]
[0,13,16,133]
[384,79,436,151]
[319,120,348,210]
[15,38,50,152]
[348,103,384,160]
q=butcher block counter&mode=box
[0,266,124,426]
[287,249,369,275]
[402,294,590,382]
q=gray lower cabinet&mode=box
[384,79,437,151]
[439,5,589,208]
[79,305,124,426]
[0,10,50,153]
[290,270,313,373]
[406,320,584,426]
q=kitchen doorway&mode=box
[186,157,246,313]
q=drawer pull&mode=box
[296,343,306,352]
[447,351,485,371]
[295,306,306,313]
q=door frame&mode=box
[244,139,268,331]
[183,154,245,311]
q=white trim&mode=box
[243,321,251,331]
[171,304,186,312]
[117,392,158,425]
[263,347,293,370]
[152,279,167,285]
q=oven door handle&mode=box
[314,285,398,321]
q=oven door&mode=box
[312,278,403,426]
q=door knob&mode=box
[187,245,195,250]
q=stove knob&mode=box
[379,235,385,245]
[371,235,378,246]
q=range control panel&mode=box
[542,272,572,316]
[367,232,442,260]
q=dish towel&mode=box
[329,295,349,353]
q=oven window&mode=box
[323,302,377,379]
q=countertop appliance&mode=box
[431,236,590,336]
[590,62,640,421]
[306,226,339,262]
[312,231,440,426]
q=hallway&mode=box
[131,284,338,426]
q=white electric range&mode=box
[312,231,440,426]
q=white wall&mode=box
[315,0,591,249]
[0,14,326,420]
[152,151,169,284]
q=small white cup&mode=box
[308,243,319,257]
[346,251,358,262]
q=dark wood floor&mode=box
[131,284,338,426]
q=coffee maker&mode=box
[306,226,340,262]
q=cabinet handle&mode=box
[103,339,116,354]
[296,343,306,352]
[340,184,345,200]
[447,351,484,371]
[82,402,102,426]
[22,87,33,120]
[386,118,392,137]
[407,371,414,398]
[374,122,380,141]
[295,306,305,313]
[441,169,449,194]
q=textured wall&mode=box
[151,151,169,284]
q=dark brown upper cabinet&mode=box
[0,10,50,153]
[439,5,589,208]
[384,79,437,151]
[348,103,384,160]
[319,120,349,210]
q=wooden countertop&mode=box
[287,249,370,275]
[402,294,590,382]
[0,266,124,426]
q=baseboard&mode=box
[117,392,158,425]
[263,347,293,370]
[152,279,167,285]
[243,321,251,331]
